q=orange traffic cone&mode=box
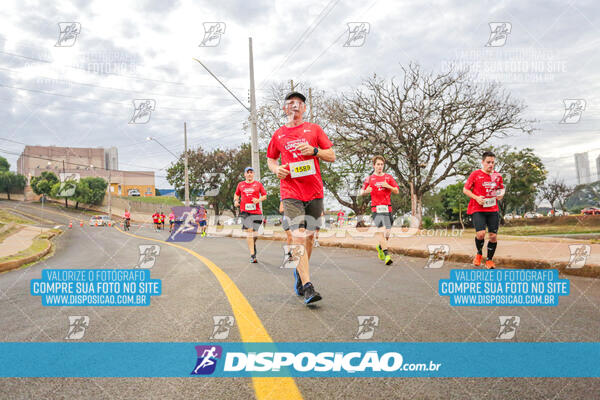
[68,221,73,228]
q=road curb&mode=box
[0,231,59,273]
[253,234,600,279]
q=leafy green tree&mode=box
[439,182,468,228]
[30,171,59,198]
[0,171,26,200]
[0,156,9,172]
[72,177,107,208]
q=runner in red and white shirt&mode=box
[267,91,335,305]
[336,210,345,227]
[234,167,267,263]
[463,151,505,269]
[360,155,399,265]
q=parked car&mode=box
[89,215,112,226]
[504,214,513,220]
[524,212,537,219]
[582,207,600,215]
[128,189,141,196]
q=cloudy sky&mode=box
[1,0,599,189]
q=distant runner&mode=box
[152,211,160,232]
[234,167,267,263]
[359,155,399,265]
[196,205,208,237]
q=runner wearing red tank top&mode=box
[463,151,505,269]
[267,91,336,305]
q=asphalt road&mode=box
[1,201,599,399]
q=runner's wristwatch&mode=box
[313,147,319,156]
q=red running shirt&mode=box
[235,180,266,215]
[362,173,399,213]
[464,170,504,214]
[267,122,333,202]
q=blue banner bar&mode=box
[0,342,598,377]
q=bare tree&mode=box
[540,177,574,214]
[326,63,534,225]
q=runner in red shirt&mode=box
[463,151,505,269]
[360,155,399,265]
[234,167,267,263]
[152,211,160,232]
[337,210,345,227]
[267,91,335,305]
[196,205,208,237]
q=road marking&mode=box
[115,226,303,400]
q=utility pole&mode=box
[184,122,190,207]
[107,168,112,220]
[248,38,260,180]
[309,87,313,123]
[62,160,67,208]
[290,80,295,91]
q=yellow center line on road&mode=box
[115,226,303,400]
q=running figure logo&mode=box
[168,207,198,242]
[354,316,379,340]
[191,345,222,375]
[425,244,450,269]
[137,245,161,269]
[199,22,226,47]
[496,316,520,340]
[343,22,370,47]
[567,244,590,269]
[281,244,304,269]
[559,99,586,124]
[55,22,81,47]
[209,316,235,340]
[65,316,89,340]
[129,99,156,124]
[485,22,511,47]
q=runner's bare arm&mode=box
[233,194,240,207]
[359,185,372,196]
[463,186,484,205]
[267,157,290,179]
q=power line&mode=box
[258,0,341,89]
[0,83,247,114]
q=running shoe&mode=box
[473,254,483,266]
[384,255,393,265]
[376,245,385,261]
[250,255,257,263]
[485,260,495,269]
[303,282,322,304]
[294,269,303,296]
[314,240,320,247]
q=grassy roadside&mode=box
[0,209,35,225]
[0,229,60,264]
[498,225,600,236]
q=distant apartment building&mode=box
[596,154,600,182]
[574,152,590,185]
[17,145,155,197]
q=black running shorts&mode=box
[471,211,500,233]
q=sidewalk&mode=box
[257,228,600,278]
[0,225,48,258]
